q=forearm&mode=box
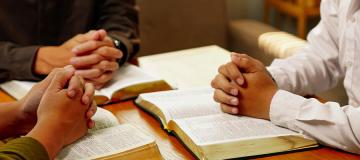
[270,90,360,154]
[26,121,64,160]
[0,102,34,139]
[268,14,343,95]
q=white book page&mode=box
[174,114,298,145]
[138,45,231,89]
[89,107,119,132]
[0,81,36,100]
[56,124,154,160]
[98,63,161,98]
[138,87,222,123]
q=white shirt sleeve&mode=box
[270,90,360,154]
[268,0,344,96]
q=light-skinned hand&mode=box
[34,30,106,75]
[70,30,122,89]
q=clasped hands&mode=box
[23,66,97,159]
[35,29,122,89]
[211,53,278,120]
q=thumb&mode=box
[47,66,75,92]
[231,53,259,73]
[96,29,107,41]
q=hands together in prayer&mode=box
[211,53,278,119]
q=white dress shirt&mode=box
[268,0,360,154]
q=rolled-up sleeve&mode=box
[270,90,360,154]
[0,137,49,160]
[0,42,42,82]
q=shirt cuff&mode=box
[269,90,306,131]
[0,137,49,160]
[11,46,43,81]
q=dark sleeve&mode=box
[95,0,140,65]
[0,137,49,160]
[0,42,42,83]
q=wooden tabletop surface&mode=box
[0,90,359,160]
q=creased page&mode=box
[98,63,161,98]
[138,45,231,89]
[56,124,154,160]
[138,87,222,123]
[89,107,119,132]
[174,114,298,145]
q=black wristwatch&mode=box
[113,38,129,65]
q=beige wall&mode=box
[226,0,263,20]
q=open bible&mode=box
[56,107,163,160]
[0,63,172,105]
[135,88,318,159]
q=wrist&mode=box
[35,46,73,75]
[111,37,129,65]
[0,102,36,138]
[27,120,65,159]
[35,47,55,75]
[14,101,37,134]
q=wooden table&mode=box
[0,90,359,160]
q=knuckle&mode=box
[211,79,216,88]
[75,34,83,39]
[94,69,103,75]
[213,92,219,102]
[220,104,229,113]
[89,41,98,48]
[218,65,226,73]
[93,54,103,61]
[98,46,108,55]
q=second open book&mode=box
[135,88,318,159]
[0,63,172,105]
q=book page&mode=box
[98,63,162,98]
[174,114,298,145]
[89,107,119,132]
[138,87,222,123]
[0,81,35,100]
[138,45,231,89]
[56,124,155,160]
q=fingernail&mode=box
[64,65,75,72]
[232,108,239,114]
[68,90,76,98]
[230,89,238,96]
[236,78,244,85]
[87,110,94,118]
[231,98,239,105]
[83,96,89,105]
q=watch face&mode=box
[114,39,120,48]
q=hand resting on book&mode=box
[211,53,278,120]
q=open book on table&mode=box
[0,63,172,105]
[138,45,231,89]
[135,88,318,159]
[56,107,163,160]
